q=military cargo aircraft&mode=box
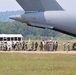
[10,0,76,37]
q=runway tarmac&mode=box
[0,51,76,54]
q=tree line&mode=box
[0,21,75,40]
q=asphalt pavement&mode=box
[0,51,76,54]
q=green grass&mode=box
[0,53,76,75]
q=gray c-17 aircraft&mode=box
[10,0,76,37]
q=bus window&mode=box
[15,37,17,41]
[7,37,10,41]
[4,37,6,41]
[0,37,3,41]
[18,37,21,41]
[11,37,14,41]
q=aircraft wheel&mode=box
[72,43,76,50]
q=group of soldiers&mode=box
[31,40,58,51]
[12,41,39,51]
[12,41,28,51]
[41,40,58,51]
[12,40,58,51]
[0,40,58,51]
[63,42,70,51]
[0,40,71,51]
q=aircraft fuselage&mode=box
[10,0,76,36]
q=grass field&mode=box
[0,53,76,75]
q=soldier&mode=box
[39,42,43,51]
[12,41,15,50]
[46,42,50,51]
[63,43,66,51]
[15,42,18,51]
[53,42,55,51]
[35,42,38,51]
[25,42,28,50]
[31,42,34,50]
[67,42,70,51]
[22,41,25,50]
[55,41,58,51]
[44,42,47,51]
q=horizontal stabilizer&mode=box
[16,0,64,11]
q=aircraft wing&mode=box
[16,0,64,11]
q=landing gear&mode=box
[72,43,76,50]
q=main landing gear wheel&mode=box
[72,43,76,50]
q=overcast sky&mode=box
[0,0,23,12]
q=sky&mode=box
[0,0,23,12]
[0,0,76,12]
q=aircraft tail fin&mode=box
[16,0,64,11]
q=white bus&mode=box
[0,34,23,50]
